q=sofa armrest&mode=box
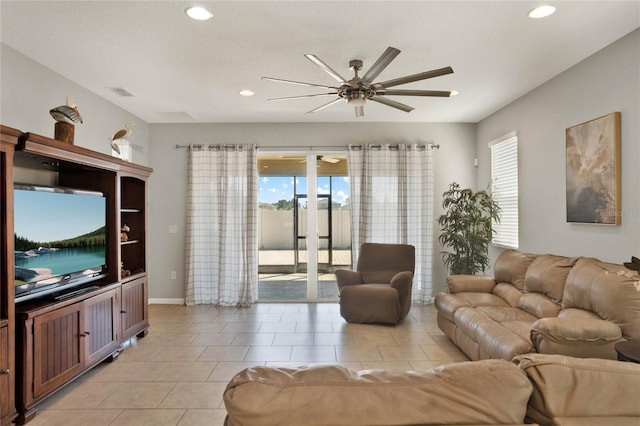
[389,271,413,292]
[531,317,622,359]
[390,271,414,318]
[513,353,640,425]
[446,275,496,294]
[335,269,362,290]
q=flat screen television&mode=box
[14,183,107,302]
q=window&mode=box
[490,132,518,248]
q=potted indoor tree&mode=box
[438,182,501,275]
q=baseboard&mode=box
[149,298,185,305]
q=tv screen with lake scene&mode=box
[14,185,107,301]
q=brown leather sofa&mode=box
[223,353,640,425]
[336,243,415,324]
[435,249,640,361]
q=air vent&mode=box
[108,87,135,97]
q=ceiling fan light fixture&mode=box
[528,5,556,19]
[346,92,366,107]
[185,6,213,21]
[239,89,255,97]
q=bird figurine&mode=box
[109,122,137,154]
[49,99,83,124]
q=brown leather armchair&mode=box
[336,243,415,324]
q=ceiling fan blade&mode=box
[375,66,454,89]
[268,93,338,101]
[304,54,348,84]
[362,47,401,83]
[306,98,343,114]
[261,76,339,90]
[369,96,414,113]
[378,89,454,97]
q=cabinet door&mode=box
[84,289,120,366]
[0,326,10,422]
[32,304,84,399]
[121,276,149,340]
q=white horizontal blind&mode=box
[490,133,518,248]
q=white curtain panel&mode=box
[347,144,434,304]
[185,144,258,306]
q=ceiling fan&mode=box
[262,47,455,118]
[276,155,341,164]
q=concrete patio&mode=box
[258,250,352,301]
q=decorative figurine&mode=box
[50,97,82,144]
[121,224,130,242]
[109,122,137,160]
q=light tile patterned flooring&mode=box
[29,303,469,426]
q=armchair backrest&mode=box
[357,243,415,276]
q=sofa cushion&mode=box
[435,292,509,322]
[563,258,640,339]
[494,250,537,291]
[223,361,533,426]
[513,353,640,425]
[524,255,578,302]
[454,307,535,360]
[517,293,562,319]
[492,283,523,307]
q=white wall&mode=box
[0,44,150,163]
[148,122,477,300]
[477,29,639,264]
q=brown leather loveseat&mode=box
[223,353,640,425]
[435,249,640,361]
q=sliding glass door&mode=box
[257,153,350,302]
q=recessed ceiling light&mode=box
[185,6,213,21]
[450,90,459,97]
[528,5,556,19]
[239,90,255,97]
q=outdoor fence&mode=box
[259,209,351,250]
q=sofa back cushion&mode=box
[224,361,532,426]
[563,258,640,339]
[524,254,579,302]
[494,250,537,290]
[518,293,562,318]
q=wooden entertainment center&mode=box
[0,125,152,425]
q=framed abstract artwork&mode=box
[566,112,621,225]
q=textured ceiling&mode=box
[1,1,638,123]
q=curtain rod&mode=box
[175,143,440,150]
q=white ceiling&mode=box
[1,1,638,124]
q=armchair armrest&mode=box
[531,317,622,359]
[335,269,362,290]
[446,275,496,294]
[389,271,414,305]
